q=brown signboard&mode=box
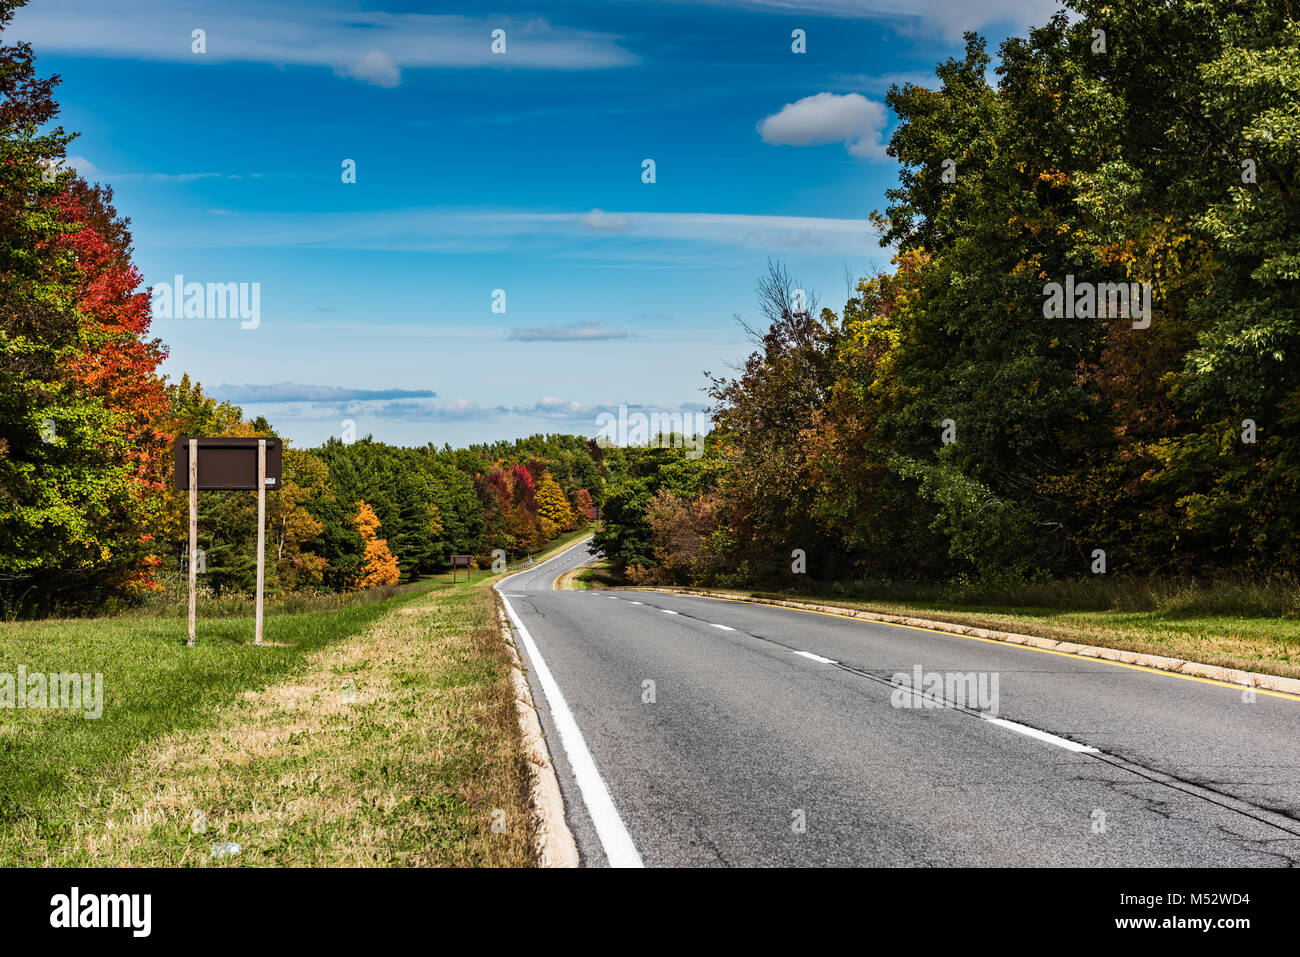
[174,437,282,491]
[450,553,474,583]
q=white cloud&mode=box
[77,168,245,183]
[337,50,401,88]
[512,398,707,426]
[65,155,100,176]
[757,92,888,159]
[656,0,1061,41]
[490,210,876,251]
[579,209,631,232]
[228,393,710,429]
[9,2,637,87]
[42,155,245,185]
[242,396,505,423]
[211,383,437,402]
[529,397,597,418]
[143,208,878,256]
[507,319,636,342]
[147,172,224,183]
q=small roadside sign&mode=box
[174,436,282,490]
[174,437,280,646]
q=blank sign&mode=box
[174,437,282,490]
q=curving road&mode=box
[497,538,1300,867]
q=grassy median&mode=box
[0,574,537,866]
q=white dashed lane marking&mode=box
[793,650,837,664]
[983,716,1099,753]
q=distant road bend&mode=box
[497,538,1300,867]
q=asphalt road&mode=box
[497,538,1300,867]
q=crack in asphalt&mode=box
[614,593,1300,844]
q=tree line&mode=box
[597,0,1299,591]
[0,1,600,615]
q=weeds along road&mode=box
[497,539,1300,867]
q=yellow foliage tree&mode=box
[535,472,575,534]
[353,500,400,588]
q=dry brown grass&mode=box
[57,584,539,867]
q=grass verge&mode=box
[673,586,1300,680]
[0,576,537,866]
[557,558,618,590]
[591,561,1300,680]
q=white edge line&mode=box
[793,650,836,664]
[499,595,643,867]
[983,716,1099,753]
[494,539,643,868]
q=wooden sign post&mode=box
[450,554,473,584]
[188,439,198,646]
[175,437,282,646]
[255,440,266,646]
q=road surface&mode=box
[497,538,1300,867]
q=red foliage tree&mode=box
[50,181,170,590]
[570,487,595,523]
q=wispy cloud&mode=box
[211,383,437,403]
[10,1,638,86]
[243,395,709,428]
[653,0,1060,40]
[65,155,101,177]
[141,208,877,256]
[578,209,632,232]
[832,70,937,94]
[507,320,636,342]
[238,397,504,423]
[513,398,709,425]
[63,160,254,184]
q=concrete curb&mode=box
[629,587,1300,698]
[496,599,580,867]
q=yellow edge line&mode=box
[651,590,1300,703]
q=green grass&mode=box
[0,570,539,866]
[0,584,430,862]
[563,558,619,590]
[129,577,421,619]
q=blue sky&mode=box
[14,0,1058,449]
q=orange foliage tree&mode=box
[353,500,400,588]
